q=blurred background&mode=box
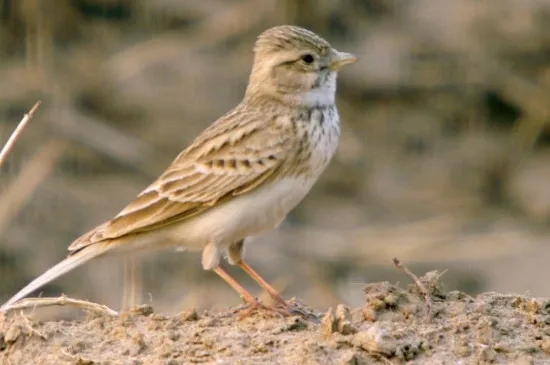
[1,0,550,315]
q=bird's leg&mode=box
[236,260,289,310]
[212,265,258,305]
[228,240,289,311]
[213,265,292,319]
[237,261,314,319]
[226,240,292,317]
[206,242,257,306]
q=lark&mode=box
[1,25,357,313]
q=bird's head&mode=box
[245,25,357,107]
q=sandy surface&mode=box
[2,271,550,365]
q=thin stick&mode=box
[392,257,432,323]
[19,312,47,339]
[0,101,41,168]
[122,256,142,310]
[0,295,119,317]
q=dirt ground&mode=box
[2,271,550,365]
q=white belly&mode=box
[166,176,313,249]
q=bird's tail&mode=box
[0,243,110,310]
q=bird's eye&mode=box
[300,54,315,64]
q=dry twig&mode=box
[0,101,41,168]
[1,295,119,317]
[392,257,432,323]
[18,311,47,339]
[122,256,142,310]
[371,353,397,365]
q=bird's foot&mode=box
[234,298,291,320]
[271,298,316,319]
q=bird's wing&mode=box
[68,107,297,253]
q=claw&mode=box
[234,299,291,320]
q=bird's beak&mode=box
[329,50,358,71]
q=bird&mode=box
[0,25,357,314]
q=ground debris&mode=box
[321,305,356,338]
[1,279,549,364]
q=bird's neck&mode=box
[244,85,336,109]
[285,87,336,108]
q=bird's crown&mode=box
[254,25,331,56]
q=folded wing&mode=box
[68,108,296,254]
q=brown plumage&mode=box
[1,25,356,313]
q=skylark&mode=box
[1,25,357,314]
